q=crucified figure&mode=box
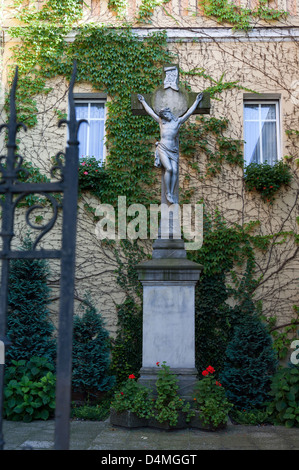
[137,93,203,204]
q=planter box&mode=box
[110,409,149,428]
[189,411,227,431]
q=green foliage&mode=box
[188,210,258,373]
[153,362,192,426]
[4,357,56,422]
[71,401,111,421]
[111,240,147,384]
[199,0,287,31]
[193,366,233,427]
[7,236,56,366]
[180,115,244,178]
[230,407,271,425]
[110,374,153,419]
[111,296,143,385]
[244,161,293,204]
[220,312,278,410]
[78,157,108,198]
[267,365,299,428]
[262,306,299,360]
[72,295,115,396]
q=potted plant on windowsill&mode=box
[149,362,193,430]
[110,374,153,428]
[190,366,233,431]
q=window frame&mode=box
[243,95,281,166]
[74,93,107,163]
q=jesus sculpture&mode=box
[137,92,203,204]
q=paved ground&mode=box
[2,417,299,450]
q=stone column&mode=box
[136,242,202,401]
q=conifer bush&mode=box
[220,310,278,410]
[6,237,56,366]
[72,296,115,398]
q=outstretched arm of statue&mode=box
[179,93,203,124]
[137,94,159,123]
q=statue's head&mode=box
[159,107,174,121]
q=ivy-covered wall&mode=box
[1,0,299,368]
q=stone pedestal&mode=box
[136,240,202,401]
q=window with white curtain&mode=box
[74,96,106,162]
[243,100,280,166]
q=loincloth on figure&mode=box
[155,142,179,168]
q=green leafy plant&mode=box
[267,365,299,428]
[230,407,271,425]
[244,160,293,204]
[110,374,153,419]
[153,362,192,426]
[71,400,111,421]
[78,157,108,197]
[192,366,233,428]
[4,357,56,422]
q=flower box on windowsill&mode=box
[110,408,149,428]
[189,410,227,432]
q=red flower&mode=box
[216,381,222,386]
[128,374,136,379]
[270,185,273,188]
[202,370,209,377]
[120,392,124,395]
[156,362,160,366]
[206,365,215,373]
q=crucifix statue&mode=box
[137,92,203,204]
[131,64,210,207]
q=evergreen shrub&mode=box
[6,237,56,366]
[72,296,115,398]
[220,311,278,410]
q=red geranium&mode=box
[128,374,136,379]
[202,370,209,377]
[206,365,215,373]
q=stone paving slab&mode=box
[2,417,299,451]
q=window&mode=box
[243,98,280,166]
[74,94,106,162]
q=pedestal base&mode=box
[137,243,202,402]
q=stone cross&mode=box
[131,64,210,208]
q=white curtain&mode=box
[75,103,105,161]
[244,103,278,166]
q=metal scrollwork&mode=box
[0,61,84,450]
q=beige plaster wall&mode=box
[0,0,298,338]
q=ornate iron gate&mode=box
[0,62,84,450]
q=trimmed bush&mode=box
[72,296,115,398]
[6,237,56,366]
[220,312,278,410]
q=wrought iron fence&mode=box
[0,61,85,450]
